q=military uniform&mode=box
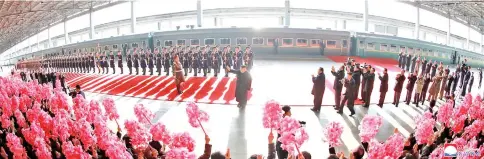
[212,50,221,77]
[117,51,123,74]
[140,51,147,75]
[201,51,209,77]
[110,52,116,74]
[163,52,171,76]
[183,50,190,76]
[90,54,95,73]
[155,50,162,75]
[192,51,200,76]
[127,52,133,75]
[223,49,233,77]
[133,52,140,75]
[207,50,212,73]
[148,51,154,75]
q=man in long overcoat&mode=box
[226,65,252,108]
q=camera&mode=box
[299,121,306,127]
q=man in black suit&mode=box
[311,67,326,112]
[468,72,474,93]
[398,52,403,69]
[338,72,356,116]
[226,65,252,108]
[393,70,406,107]
[363,67,375,107]
[406,54,411,72]
[331,65,345,110]
[421,58,427,75]
[353,65,362,100]
[404,72,417,105]
[377,68,388,107]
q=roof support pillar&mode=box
[446,14,451,45]
[130,1,137,33]
[89,8,95,39]
[197,0,203,27]
[467,23,470,50]
[47,26,51,48]
[64,19,69,45]
[415,4,420,40]
[363,0,369,32]
[284,0,290,27]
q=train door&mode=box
[350,37,357,56]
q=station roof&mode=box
[0,0,125,54]
[404,0,484,32]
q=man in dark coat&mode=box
[404,72,417,105]
[430,61,437,77]
[363,68,375,107]
[226,65,252,108]
[377,68,388,107]
[140,50,147,75]
[410,55,417,73]
[338,72,356,116]
[460,66,467,88]
[110,51,116,74]
[352,65,362,100]
[331,65,345,110]
[421,58,427,75]
[478,68,482,89]
[406,54,411,72]
[148,50,154,75]
[461,67,471,96]
[421,73,431,105]
[398,52,403,69]
[425,60,432,75]
[311,67,325,112]
[452,72,459,94]
[468,72,474,93]
[401,53,407,70]
[393,70,406,107]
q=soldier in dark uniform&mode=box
[246,46,254,71]
[90,53,95,73]
[100,52,105,74]
[223,46,233,77]
[212,47,221,77]
[363,67,375,107]
[187,47,193,74]
[133,49,140,75]
[110,51,116,74]
[84,52,89,73]
[468,72,474,93]
[401,53,407,70]
[140,49,147,75]
[377,68,388,107]
[201,47,209,77]
[393,70,406,107]
[353,64,363,101]
[236,46,244,70]
[207,46,212,74]
[398,52,403,69]
[127,50,133,75]
[478,68,482,89]
[410,54,417,73]
[192,47,200,76]
[117,51,123,74]
[183,47,190,76]
[331,65,344,110]
[155,48,162,76]
[148,49,154,75]
[163,48,171,76]
[421,58,427,75]
[96,53,101,74]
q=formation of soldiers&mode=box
[16,45,255,78]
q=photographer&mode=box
[69,85,86,99]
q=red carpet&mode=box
[326,56,401,72]
[123,76,156,96]
[192,77,217,102]
[208,78,230,103]
[83,75,113,91]
[142,76,169,98]
[97,75,134,93]
[107,76,147,95]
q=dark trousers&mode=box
[105,67,109,74]
[193,68,198,76]
[149,67,153,75]
[184,68,188,76]
[334,90,342,108]
[164,66,170,75]
[414,93,420,107]
[176,83,182,94]
[120,67,123,74]
[363,90,372,107]
[128,67,132,74]
[276,143,288,159]
[378,91,386,106]
[393,91,401,107]
[420,90,427,105]
[339,95,355,114]
[157,67,162,75]
[312,93,324,111]
[112,67,115,74]
[405,89,413,105]
[142,67,146,75]
[213,67,219,77]
[135,67,139,75]
[354,83,360,99]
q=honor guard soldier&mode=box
[236,46,244,69]
[148,49,154,75]
[103,52,109,74]
[222,46,232,77]
[201,47,209,77]
[215,46,222,74]
[155,48,162,76]
[133,49,140,75]
[183,47,190,76]
[117,51,123,74]
[140,49,147,75]
[212,47,221,77]
[163,48,172,76]
[207,45,212,74]
[110,51,116,74]
[188,47,194,74]
[84,52,89,73]
[192,47,200,76]
[96,52,101,74]
[90,53,95,73]
[127,50,133,75]
[100,52,105,74]
[232,46,239,69]
[246,46,254,71]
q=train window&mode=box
[177,40,186,46]
[359,41,364,49]
[156,40,161,47]
[367,43,375,50]
[400,46,406,53]
[326,40,336,48]
[104,46,109,51]
[342,40,348,48]
[311,39,321,47]
[282,38,293,46]
[204,38,215,45]
[142,41,146,47]
[164,40,173,47]
[252,37,264,45]
[390,45,397,52]
[296,39,308,46]
[380,44,388,51]
[220,38,231,45]
[416,48,421,54]
[408,47,414,54]
[113,45,118,49]
[131,43,138,48]
[236,38,247,45]
[190,39,200,46]
[267,38,279,46]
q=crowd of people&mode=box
[310,54,482,116]
[16,45,255,78]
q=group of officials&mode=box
[310,53,482,116]
[17,45,255,78]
